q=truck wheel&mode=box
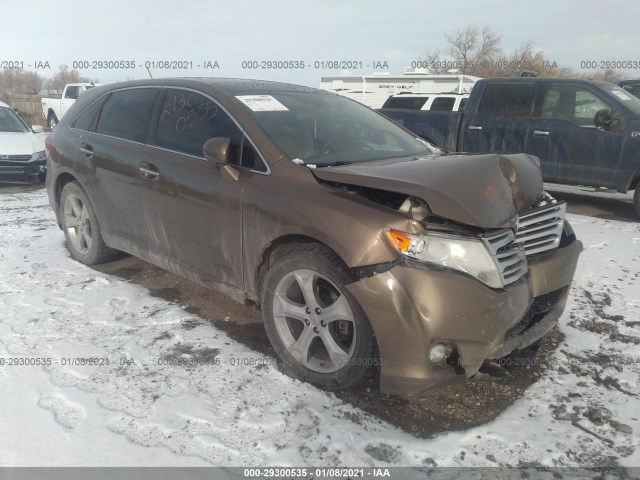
[261,243,376,390]
[634,184,640,218]
[60,182,120,265]
[48,113,58,130]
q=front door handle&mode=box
[139,163,160,179]
[468,125,482,131]
[79,143,93,157]
[533,130,550,136]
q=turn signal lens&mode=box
[385,229,412,253]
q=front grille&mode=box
[516,202,566,256]
[0,155,32,162]
[482,229,527,286]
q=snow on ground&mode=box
[0,189,639,468]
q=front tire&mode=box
[261,243,376,390]
[60,182,119,265]
[634,184,640,218]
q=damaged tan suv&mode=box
[46,78,582,395]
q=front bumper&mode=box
[0,160,46,184]
[347,237,583,396]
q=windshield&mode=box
[600,84,640,116]
[0,106,29,133]
[234,91,436,166]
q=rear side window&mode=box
[95,88,159,143]
[70,94,109,131]
[65,86,80,99]
[382,96,428,109]
[430,97,456,111]
[154,88,243,160]
[477,84,536,116]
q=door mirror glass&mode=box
[203,137,231,164]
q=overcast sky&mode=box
[3,0,639,86]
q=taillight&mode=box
[44,135,52,152]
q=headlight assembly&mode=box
[384,228,505,289]
[30,150,47,162]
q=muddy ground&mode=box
[2,181,636,438]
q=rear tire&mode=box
[60,182,120,265]
[261,243,376,390]
[634,184,640,218]
[48,113,58,130]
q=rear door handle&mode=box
[79,143,93,157]
[139,163,160,179]
[468,125,482,131]
[533,130,550,136]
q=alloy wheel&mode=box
[272,269,357,373]
[63,193,93,255]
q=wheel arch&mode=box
[53,172,104,232]
[53,172,80,217]
[254,234,347,305]
[627,168,640,192]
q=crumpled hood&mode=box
[0,132,45,156]
[312,153,543,229]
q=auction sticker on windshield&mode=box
[235,95,289,111]
[611,89,634,101]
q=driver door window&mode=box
[154,89,242,161]
[541,86,612,127]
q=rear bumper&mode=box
[347,236,583,396]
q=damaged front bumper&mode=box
[0,160,46,184]
[347,235,583,396]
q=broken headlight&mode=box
[384,228,504,289]
[30,150,47,162]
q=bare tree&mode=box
[444,26,501,75]
[22,71,45,95]
[0,68,46,96]
[581,68,627,84]
[46,65,91,92]
[419,25,621,81]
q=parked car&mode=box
[46,78,582,396]
[0,101,47,184]
[41,83,100,129]
[380,77,640,217]
[382,93,469,111]
[620,79,640,99]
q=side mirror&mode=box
[32,125,44,133]
[203,137,239,181]
[594,109,612,130]
[203,137,231,164]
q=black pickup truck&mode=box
[379,77,640,216]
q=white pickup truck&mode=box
[41,83,100,129]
